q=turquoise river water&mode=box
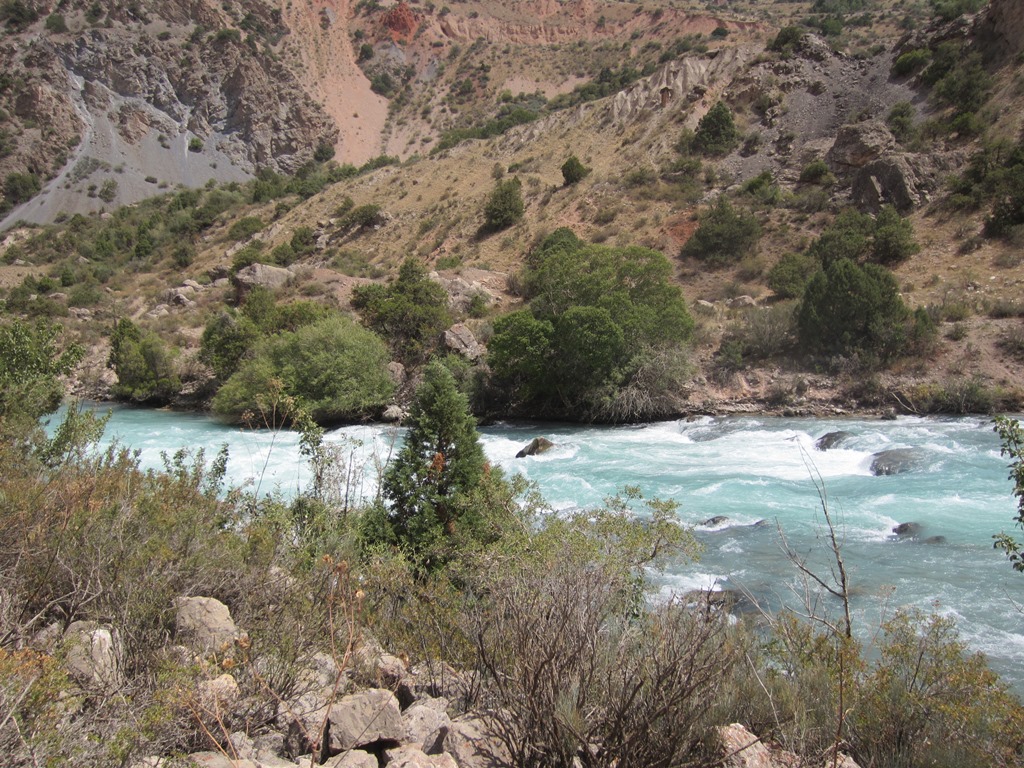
[56,404,1024,691]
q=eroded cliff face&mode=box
[976,0,1024,64]
[0,0,338,224]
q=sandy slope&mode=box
[281,0,389,165]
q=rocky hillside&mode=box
[0,0,1023,416]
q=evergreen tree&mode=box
[372,362,488,563]
[693,102,740,156]
[561,155,590,186]
[483,177,525,231]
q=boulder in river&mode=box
[870,448,924,476]
[815,431,852,451]
[516,437,554,458]
[702,516,730,527]
[892,522,922,538]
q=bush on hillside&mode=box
[768,252,818,299]
[107,319,181,404]
[680,196,761,267]
[351,257,451,363]
[797,258,914,360]
[693,102,740,156]
[483,177,524,231]
[561,154,591,186]
[489,229,694,419]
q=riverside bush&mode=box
[212,315,393,425]
[488,228,694,419]
[680,196,761,267]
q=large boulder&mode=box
[515,437,554,458]
[63,621,123,692]
[278,652,345,757]
[322,751,378,768]
[852,156,927,213]
[175,596,241,653]
[232,263,292,297]
[443,715,510,768]
[402,698,451,754]
[815,431,852,451]
[444,323,486,361]
[717,723,772,768]
[892,521,922,538]
[870,448,925,476]
[385,745,459,768]
[826,121,896,170]
[326,688,403,754]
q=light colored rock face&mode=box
[64,621,123,692]
[174,596,239,652]
[443,324,485,361]
[402,700,451,754]
[717,723,773,768]
[443,716,510,768]
[826,121,896,170]
[187,753,259,768]
[327,688,403,753]
[322,750,378,768]
[196,673,240,718]
[231,264,293,296]
[385,745,459,768]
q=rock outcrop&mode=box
[515,437,554,458]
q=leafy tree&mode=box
[365,361,489,565]
[212,315,393,424]
[483,177,524,232]
[352,257,451,362]
[680,196,761,266]
[993,415,1024,572]
[0,319,83,435]
[561,155,590,186]
[768,25,806,54]
[107,319,181,404]
[768,252,818,299]
[199,310,260,380]
[871,205,920,264]
[489,229,693,418]
[797,258,910,360]
[693,102,740,156]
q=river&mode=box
[54,404,1024,691]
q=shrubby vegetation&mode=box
[690,102,741,156]
[482,177,525,232]
[2,332,1022,767]
[797,258,932,361]
[488,228,694,420]
[211,314,393,425]
[680,196,761,266]
[107,318,181,404]
[351,257,451,363]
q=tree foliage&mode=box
[808,206,919,266]
[993,415,1024,571]
[797,259,911,360]
[107,319,180,404]
[483,177,524,231]
[212,315,393,425]
[489,229,693,419]
[560,155,590,186]
[352,257,451,363]
[693,102,740,156]
[680,196,761,266]
[363,361,508,568]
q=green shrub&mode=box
[886,101,917,144]
[107,319,181,404]
[871,205,920,264]
[798,159,834,185]
[212,315,393,424]
[489,229,693,419]
[560,155,590,186]
[693,102,740,156]
[797,258,910,360]
[228,216,264,242]
[44,12,67,32]
[199,311,260,380]
[768,252,818,299]
[338,203,384,231]
[483,177,524,231]
[892,48,929,77]
[680,196,761,267]
[352,257,451,362]
[4,172,40,207]
[768,25,806,54]
[188,137,204,152]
